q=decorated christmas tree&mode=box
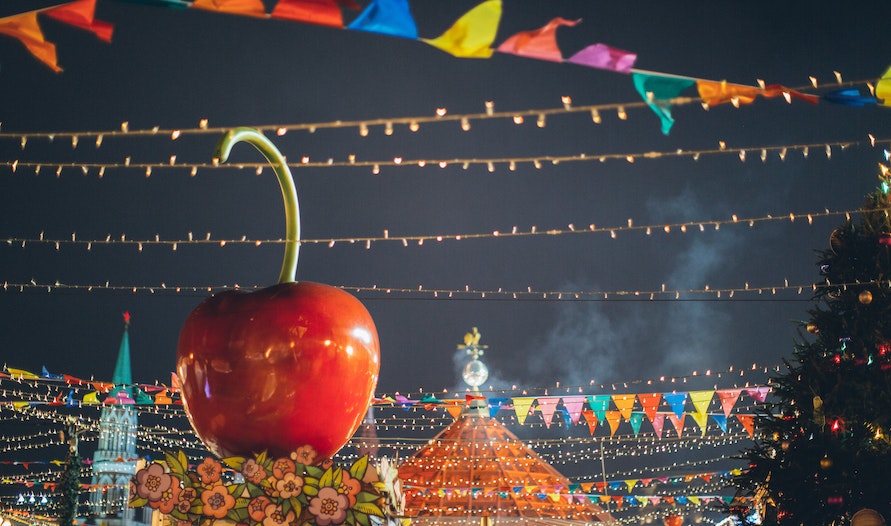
[57,421,83,526]
[730,169,891,525]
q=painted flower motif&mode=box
[291,445,317,466]
[337,471,361,506]
[309,486,349,526]
[242,458,267,484]
[149,475,182,514]
[135,463,173,501]
[247,496,272,522]
[200,484,236,519]
[272,458,296,479]
[320,458,334,470]
[261,502,296,526]
[198,457,223,485]
[274,472,304,499]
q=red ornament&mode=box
[663,514,683,526]
[176,129,380,459]
[879,233,891,246]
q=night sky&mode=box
[2,0,890,399]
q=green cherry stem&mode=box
[214,127,300,284]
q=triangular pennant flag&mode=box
[688,390,714,415]
[347,0,417,39]
[688,496,700,506]
[651,413,665,438]
[154,390,173,405]
[745,386,771,403]
[82,391,100,404]
[605,410,622,437]
[712,413,728,433]
[496,17,578,62]
[191,0,266,17]
[512,396,535,425]
[667,413,685,437]
[559,408,571,429]
[696,79,760,107]
[823,88,879,107]
[716,389,743,417]
[663,392,688,419]
[488,397,508,417]
[624,479,638,492]
[567,42,636,73]
[44,0,113,42]
[421,0,501,58]
[561,396,586,424]
[612,393,636,421]
[271,0,344,27]
[6,367,40,379]
[581,409,598,435]
[0,12,61,72]
[587,394,611,421]
[537,396,560,428]
[631,72,696,134]
[445,403,464,420]
[637,393,662,422]
[736,414,755,438]
[690,411,709,437]
[877,64,891,107]
[628,412,645,437]
[608,481,624,493]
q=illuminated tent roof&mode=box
[397,400,615,525]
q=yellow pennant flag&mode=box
[512,396,535,425]
[82,391,100,405]
[5,367,40,379]
[422,0,501,58]
[876,64,891,107]
[688,390,714,415]
[0,12,61,72]
[690,411,709,437]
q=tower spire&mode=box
[111,312,132,388]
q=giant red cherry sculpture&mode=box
[176,128,380,460]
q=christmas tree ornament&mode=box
[860,290,874,304]
[176,128,380,459]
[820,453,833,470]
[852,508,887,526]
[807,323,819,334]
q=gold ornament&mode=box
[820,453,833,470]
[859,290,873,304]
[807,323,819,334]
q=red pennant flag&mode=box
[637,393,662,422]
[0,11,61,72]
[496,17,579,62]
[271,0,345,27]
[736,414,755,438]
[716,388,743,417]
[44,0,113,42]
[581,408,598,435]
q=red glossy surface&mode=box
[176,282,380,459]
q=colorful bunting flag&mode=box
[745,386,770,403]
[667,413,685,437]
[688,390,714,415]
[587,394,610,420]
[567,43,636,73]
[537,396,560,428]
[628,412,644,436]
[271,0,344,27]
[878,64,891,107]
[716,388,742,417]
[663,392,688,419]
[823,89,879,106]
[605,410,622,436]
[44,0,113,42]
[736,413,755,438]
[561,395,586,424]
[689,411,709,437]
[496,17,579,62]
[637,392,662,422]
[581,408,598,435]
[421,0,501,58]
[191,0,266,17]
[512,396,535,425]
[632,72,696,134]
[487,397,508,417]
[651,413,665,438]
[696,79,761,106]
[347,0,417,39]
[712,413,728,433]
[612,393,635,421]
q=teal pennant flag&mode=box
[632,72,695,135]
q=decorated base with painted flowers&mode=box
[129,445,399,526]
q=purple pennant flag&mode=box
[567,43,637,73]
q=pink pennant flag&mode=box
[651,413,665,438]
[716,389,743,417]
[496,17,579,62]
[746,386,771,403]
[567,42,637,73]
[561,396,586,424]
[537,396,560,428]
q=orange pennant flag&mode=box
[667,413,685,437]
[637,393,661,422]
[0,12,61,72]
[612,393,636,421]
[736,414,755,438]
[271,0,344,27]
[605,410,622,437]
[444,402,464,420]
[581,408,598,435]
[696,79,761,107]
[422,0,501,58]
[44,0,113,42]
[191,0,266,17]
[496,17,579,62]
